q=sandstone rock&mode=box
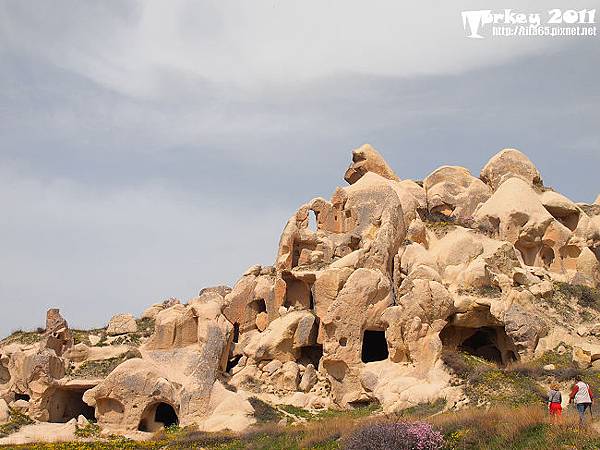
[45,309,68,332]
[573,346,592,369]
[12,399,29,414]
[529,280,553,298]
[424,165,491,222]
[263,360,282,375]
[480,148,542,191]
[107,314,137,336]
[543,364,555,371]
[141,304,163,320]
[299,364,317,392]
[3,145,600,436]
[595,195,600,205]
[344,144,399,184]
[474,177,553,266]
[272,361,300,391]
[0,399,9,424]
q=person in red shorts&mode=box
[548,382,562,421]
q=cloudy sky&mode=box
[1,1,599,335]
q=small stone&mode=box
[256,312,269,332]
[543,364,556,371]
[263,360,283,375]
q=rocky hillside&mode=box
[1,145,599,446]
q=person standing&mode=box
[548,382,562,421]
[569,376,593,427]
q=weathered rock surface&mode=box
[106,314,137,336]
[1,145,599,440]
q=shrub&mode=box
[0,408,34,438]
[74,421,100,438]
[553,282,600,310]
[344,421,444,450]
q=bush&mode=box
[344,421,444,450]
[553,282,600,310]
[74,421,101,438]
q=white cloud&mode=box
[3,0,597,98]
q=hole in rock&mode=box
[308,210,318,232]
[540,246,555,267]
[138,402,178,432]
[361,330,389,363]
[300,344,323,367]
[0,363,10,384]
[15,393,30,402]
[48,387,95,423]
[232,323,240,344]
[226,355,242,373]
[283,274,313,310]
[440,324,518,366]
[250,299,267,314]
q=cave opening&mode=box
[15,393,30,402]
[440,323,518,366]
[361,329,389,363]
[48,387,95,423]
[226,355,242,373]
[232,323,240,344]
[300,344,323,368]
[250,299,267,314]
[0,362,10,384]
[138,402,178,432]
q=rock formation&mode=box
[1,145,600,439]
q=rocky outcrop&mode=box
[344,144,399,184]
[1,145,599,439]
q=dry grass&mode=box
[299,415,357,448]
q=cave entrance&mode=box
[232,323,240,344]
[361,329,389,363]
[138,402,178,432]
[282,273,313,310]
[440,324,517,366]
[48,387,95,423]
[0,361,10,384]
[15,393,30,402]
[300,344,323,368]
[226,355,242,373]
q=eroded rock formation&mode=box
[1,145,600,439]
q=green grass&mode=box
[0,330,43,346]
[553,282,600,311]
[396,398,447,418]
[74,422,101,438]
[0,408,34,438]
[67,351,139,378]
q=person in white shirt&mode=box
[569,375,594,427]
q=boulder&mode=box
[0,398,9,424]
[299,364,317,392]
[474,177,554,266]
[106,314,138,336]
[344,144,399,185]
[480,148,542,191]
[424,166,491,222]
[272,361,300,391]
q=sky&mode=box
[0,1,599,335]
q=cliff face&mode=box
[1,145,600,437]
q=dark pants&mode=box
[576,402,592,424]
